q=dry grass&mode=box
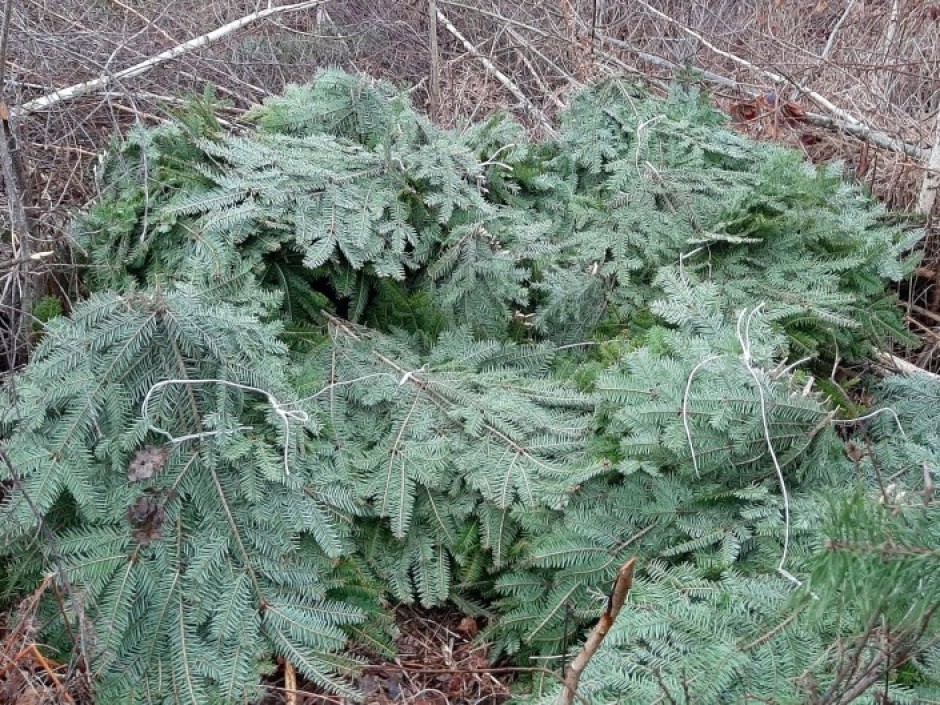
[258,605,512,704]
[0,575,92,705]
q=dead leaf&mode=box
[457,616,479,637]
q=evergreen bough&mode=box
[1,69,938,704]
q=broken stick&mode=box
[559,557,636,705]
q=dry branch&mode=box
[428,0,441,122]
[799,112,928,162]
[606,38,928,161]
[0,0,35,367]
[875,351,940,380]
[505,26,576,107]
[918,109,940,216]
[435,7,556,135]
[635,0,848,118]
[104,0,177,45]
[284,659,297,705]
[631,0,928,161]
[12,0,330,118]
[559,557,636,705]
[821,0,857,60]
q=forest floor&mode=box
[263,606,512,705]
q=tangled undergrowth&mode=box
[1,70,939,704]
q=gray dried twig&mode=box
[13,0,331,118]
[0,0,36,369]
[436,6,556,135]
[559,557,636,705]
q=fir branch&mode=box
[325,314,579,482]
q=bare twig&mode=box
[918,109,940,216]
[12,0,331,118]
[632,1,904,138]
[428,0,441,122]
[104,0,177,45]
[821,0,857,60]
[924,461,936,506]
[505,26,574,108]
[360,663,588,704]
[284,659,297,705]
[875,351,940,380]
[0,250,54,273]
[0,0,35,367]
[438,0,551,38]
[558,557,636,705]
[882,0,902,64]
[908,302,940,325]
[606,38,929,161]
[435,7,556,135]
[878,0,903,102]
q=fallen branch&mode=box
[605,40,928,161]
[634,1,844,118]
[435,7,556,135]
[875,351,940,381]
[627,1,928,162]
[918,109,940,215]
[0,250,54,274]
[559,557,636,705]
[821,0,857,61]
[908,302,940,325]
[800,111,928,162]
[0,0,35,365]
[505,26,576,107]
[428,0,441,122]
[12,0,329,118]
[284,660,297,705]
